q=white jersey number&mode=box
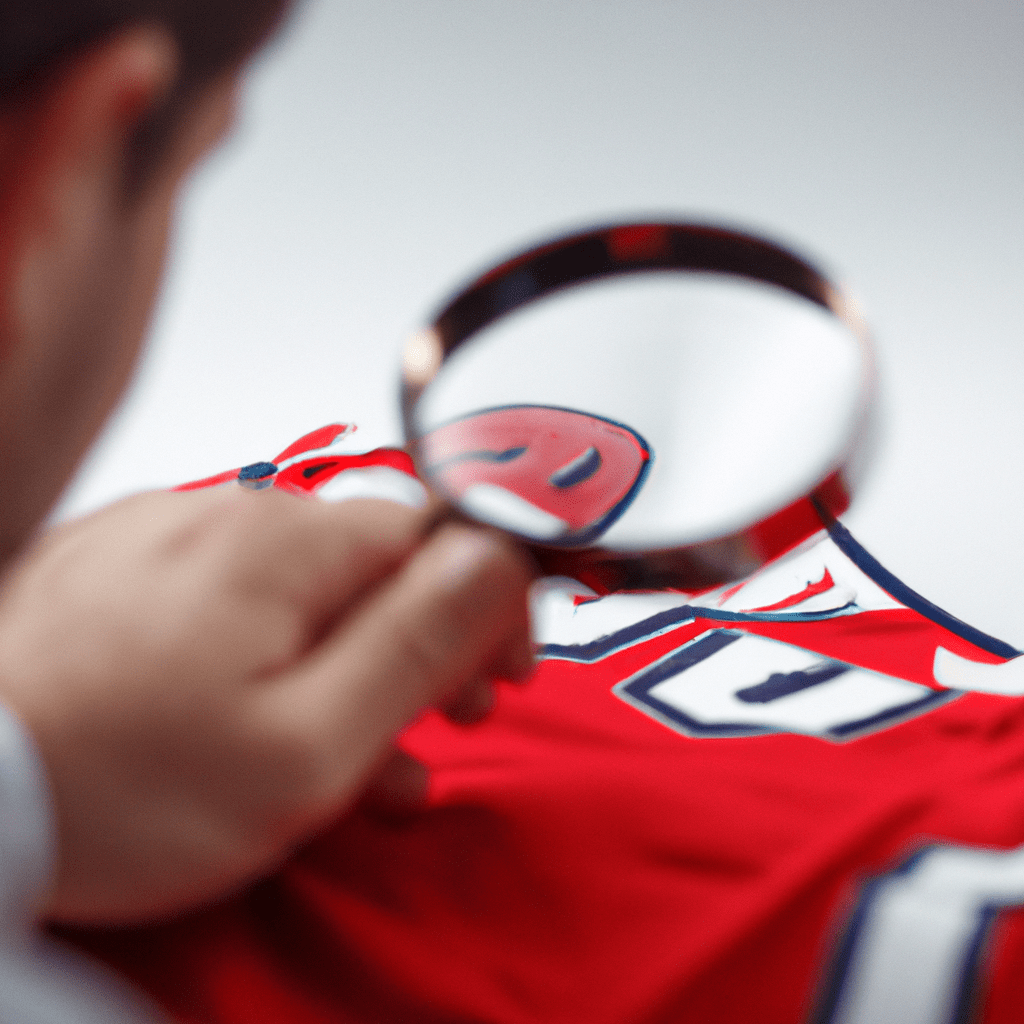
[613,629,953,742]
[819,842,1024,1023]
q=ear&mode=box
[7,26,178,213]
[0,29,186,564]
[0,28,245,565]
[0,26,179,349]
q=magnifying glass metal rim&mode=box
[401,220,875,592]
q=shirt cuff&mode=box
[0,702,55,936]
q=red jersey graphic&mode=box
[419,405,651,544]
[65,425,1024,1024]
[172,424,418,498]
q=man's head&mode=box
[0,0,291,565]
[1,1,291,189]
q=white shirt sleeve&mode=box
[0,704,167,1023]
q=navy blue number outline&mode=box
[812,844,1024,1024]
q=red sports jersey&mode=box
[66,425,1024,1024]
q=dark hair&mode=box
[1,0,292,191]
[1,1,291,98]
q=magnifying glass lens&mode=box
[403,223,873,591]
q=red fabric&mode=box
[273,449,416,495]
[67,426,1024,1022]
[752,568,835,612]
[67,606,1024,1024]
[273,425,354,465]
[170,432,414,499]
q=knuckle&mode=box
[432,526,533,620]
[248,711,334,819]
[334,499,426,556]
[389,612,451,694]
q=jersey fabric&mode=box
[66,426,1024,1024]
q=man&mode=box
[0,2,533,1018]
[8,6,1024,1024]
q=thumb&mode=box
[261,525,534,811]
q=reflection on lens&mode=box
[420,405,652,546]
[403,221,873,588]
[415,275,865,550]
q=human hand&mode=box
[0,487,534,925]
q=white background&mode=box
[58,0,1024,645]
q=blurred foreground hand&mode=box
[0,488,534,925]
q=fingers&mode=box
[263,524,535,808]
[45,487,432,616]
[359,747,429,813]
[440,620,536,725]
[2,482,535,923]
[184,488,434,616]
[442,675,496,725]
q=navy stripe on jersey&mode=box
[818,509,1020,660]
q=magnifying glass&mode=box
[401,221,874,592]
